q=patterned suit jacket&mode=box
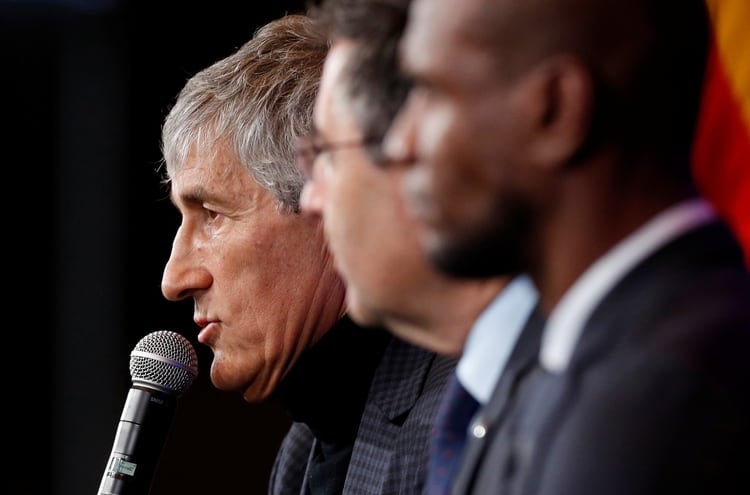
[455,220,750,495]
[269,337,457,495]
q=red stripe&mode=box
[692,38,750,263]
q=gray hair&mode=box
[160,14,329,213]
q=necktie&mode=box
[424,373,480,495]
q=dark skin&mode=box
[385,0,703,314]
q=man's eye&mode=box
[203,206,220,221]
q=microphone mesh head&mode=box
[129,330,198,395]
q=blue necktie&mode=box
[425,373,480,495]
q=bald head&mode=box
[460,0,709,165]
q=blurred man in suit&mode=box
[386,0,750,493]
[298,1,540,493]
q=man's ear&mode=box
[515,55,594,171]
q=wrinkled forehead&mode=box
[170,141,242,188]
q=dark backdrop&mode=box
[3,0,308,493]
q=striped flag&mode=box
[692,0,750,264]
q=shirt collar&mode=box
[457,275,539,403]
[540,198,717,373]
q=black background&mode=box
[3,0,308,493]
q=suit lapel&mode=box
[343,338,442,494]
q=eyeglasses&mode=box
[295,133,380,181]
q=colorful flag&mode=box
[692,0,750,263]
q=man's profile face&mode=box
[301,42,438,327]
[387,0,529,277]
[161,141,343,402]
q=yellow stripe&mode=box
[705,0,750,127]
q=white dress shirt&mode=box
[457,275,539,404]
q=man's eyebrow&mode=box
[171,185,209,206]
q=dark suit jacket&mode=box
[456,220,750,495]
[269,336,457,495]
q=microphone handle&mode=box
[97,387,176,495]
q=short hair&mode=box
[310,0,411,163]
[475,0,709,174]
[160,14,329,213]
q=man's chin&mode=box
[209,362,265,401]
[419,225,461,273]
[208,363,233,392]
[345,296,383,329]
[423,226,515,279]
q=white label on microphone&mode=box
[107,456,138,477]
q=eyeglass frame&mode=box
[295,133,387,181]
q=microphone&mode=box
[97,330,198,495]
